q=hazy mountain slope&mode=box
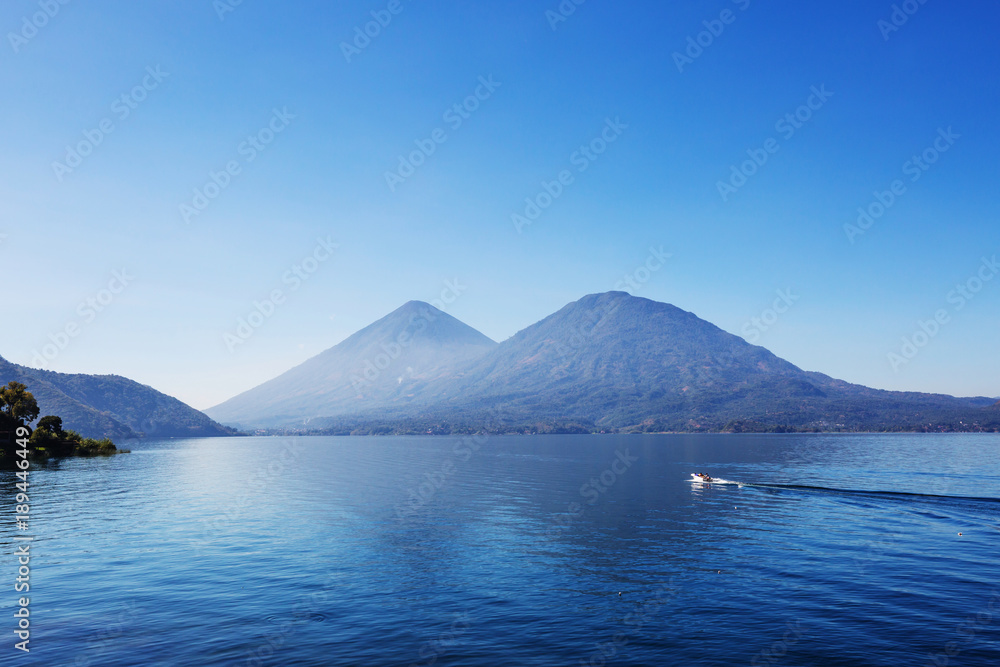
[396,292,993,431]
[0,356,138,439]
[454,291,806,395]
[209,292,997,433]
[0,355,232,439]
[206,301,497,427]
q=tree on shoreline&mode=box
[1,381,122,460]
[36,415,63,435]
[0,381,39,431]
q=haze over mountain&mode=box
[419,292,996,431]
[0,355,234,440]
[207,293,999,433]
[206,301,497,427]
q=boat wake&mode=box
[687,476,1000,506]
[745,483,1000,506]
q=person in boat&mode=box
[696,473,713,482]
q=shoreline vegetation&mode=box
[236,416,1000,437]
[0,381,129,465]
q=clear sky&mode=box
[2,0,998,409]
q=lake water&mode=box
[2,433,999,666]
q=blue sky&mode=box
[2,0,998,409]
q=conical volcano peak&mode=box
[396,299,436,313]
[570,291,689,313]
[361,300,495,347]
[205,299,498,427]
[543,292,702,336]
[206,293,998,433]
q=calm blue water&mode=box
[2,434,999,666]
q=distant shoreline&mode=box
[226,425,1000,438]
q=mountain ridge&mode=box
[206,301,498,427]
[0,355,234,439]
[206,292,999,433]
[412,292,994,432]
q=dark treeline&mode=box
[1,381,125,464]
